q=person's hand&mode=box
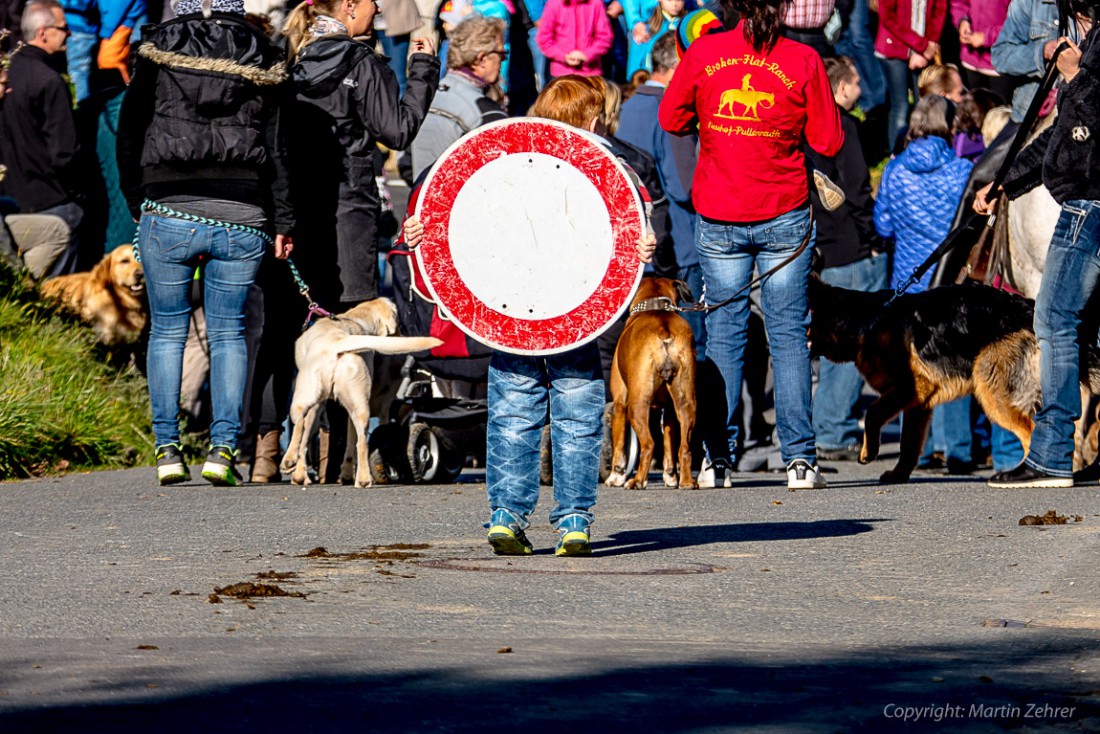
[565,49,587,66]
[1056,37,1082,82]
[909,52,929,70]
[410,37,436,55]
[1044,38,1060,60]
[275,234,294,260]
[607,0,623,17]
[632,21,650,44]
[404,215,424,248]
[958,18,972,45]
[922,40,940,59]
[635,231,656,263]
[972,182,999,214]
[968,30,986,47]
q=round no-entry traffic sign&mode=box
[414,118,645,356]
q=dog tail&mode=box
[658,338,676,382]
[335,335,443,356]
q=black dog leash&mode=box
[652,209,815,315]
[885,41,1070,306]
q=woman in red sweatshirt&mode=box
[658,0,842,490]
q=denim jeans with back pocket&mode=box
[139,214,265,450]
[696,205,818,465]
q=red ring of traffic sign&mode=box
[414,118,645,356]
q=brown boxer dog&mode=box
[606,277,698,490]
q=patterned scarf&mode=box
[311,15,349,37]
[173,0,246,15]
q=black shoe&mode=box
[817,445,861,462]
[1073,462,1100,485]
[944,457,977,475]
[155,443,190,485]
[917,453,945,471]
[988,463,1072,489]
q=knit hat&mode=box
[173,0,246,15]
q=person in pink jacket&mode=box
[536,0,614,78]
[876,0,948,151]
[951,0,1014,101]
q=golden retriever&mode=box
[280,298,442,488]
[41,245,146,346]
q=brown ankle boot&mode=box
[252,430,284,483]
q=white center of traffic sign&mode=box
[449,152,614,321]
[415,118,646,356]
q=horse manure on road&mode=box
[1018,510,1084,526]
[302,544,431,561]
[210,582,307,602]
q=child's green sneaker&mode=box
[486,508,533,556]
[155,443,190,486]
[202,446,242,487]
[554,514,591,557]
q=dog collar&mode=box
[629,297,678,316]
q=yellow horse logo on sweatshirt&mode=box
[716,74,775,121]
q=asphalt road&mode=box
[1,452,1098,733]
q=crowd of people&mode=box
[0,0,1098,552]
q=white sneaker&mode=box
[698,458,733,488]
[786,459,826,490]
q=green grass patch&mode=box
[0,264,152,480]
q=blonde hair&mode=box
[597,76,623,135]
[981,105,1013,147]
[530,75,605,130]
[284,0,345,58]
[917,63,961,99]
[446,16,506,69]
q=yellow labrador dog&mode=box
[281,298,441,488]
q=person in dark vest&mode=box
[116,0,295,486]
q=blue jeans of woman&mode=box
[379,31,410,97]
[139,214,265,450]
[883,57,917,152]
[834,0,886,111]
[696,206,817,465]
[812,253,889,450]
[1025,200,1100,477]
[66,31,97,103]
[486,344,604,528]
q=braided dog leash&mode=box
[132,200,333,329]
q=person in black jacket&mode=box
[282,0,438,483]
[0,0,82,278]
[808,55,889,462]
[283,0,439,309]
[978,0,1100,488]
[116,0,295,487]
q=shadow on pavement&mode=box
[592,519,887,556]
[0,635,1096,733]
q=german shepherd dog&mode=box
[808,277,1100,483]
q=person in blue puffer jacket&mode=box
[875,94,973,293]
[875,92,974,474]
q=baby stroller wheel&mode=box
[369,423,412,484]
[407,422,465,484]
